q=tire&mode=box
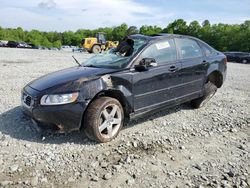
[190,82,217,109]
[84,97,124,143]
[242,59,247,64]
[92,45,101,54]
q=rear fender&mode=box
[206,64,224,88]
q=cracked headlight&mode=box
[40,92,79,105]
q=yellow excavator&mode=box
[81,32,119,53]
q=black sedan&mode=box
[22,34,227,142]
[224,51,250,64]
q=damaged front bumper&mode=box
[21,86,87,132]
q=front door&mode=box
[131,39,183,113]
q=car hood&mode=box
[28,66,117,91]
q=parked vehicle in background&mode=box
[0,40,46,50]
[0,40,8,47]
[21,34,227,143]
[82,32,119,54]
[50,47,60,51]
[72,47,85,53]
[224,52,250,64]
[27,43,39,49]
[6,41,27,48]
[60,45,71,51]
[17,41,29,48]
[0,41,5,47]
[39,46,48,50]
[61,45,77,52]
[7,41,19,48]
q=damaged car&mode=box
[21,34,227,142]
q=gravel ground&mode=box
[0,48,249,188]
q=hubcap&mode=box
[93,47,100,54]
[98,104,122,139]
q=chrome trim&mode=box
[135,90,201,112]
[135,79,203,98]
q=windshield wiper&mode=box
[72,56,82,67]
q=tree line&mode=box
[0,19,249,52]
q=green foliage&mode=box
[112,23,128,41]
[140,25,162,35]
[0,20,249,51]
[53,40,62,48]
[163,19,188,34]
[127,26,139,36]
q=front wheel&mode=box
[84,97,124,143]
[190,82,217,109]
[92,45,101,54]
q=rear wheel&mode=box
[191,82,217,108]
[242,59,247,64]
[92,45,101,54]
[84,97,124,143]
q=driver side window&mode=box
[139,39,177,65]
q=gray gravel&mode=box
[0,48,249,188]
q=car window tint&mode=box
[140,39,177,65]
[176,38,203,59]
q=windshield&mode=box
[82,38,147,69]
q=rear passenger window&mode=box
[140,39,177,65]
[175,38,203,59]
[200,43,216,57]
[202,45,213,56]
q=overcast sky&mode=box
[0,0,250,31]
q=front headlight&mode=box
[40,92,79,106]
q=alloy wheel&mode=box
[98,104,122,139]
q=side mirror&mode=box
[134,58,157,72]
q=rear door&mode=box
[131,39,182,113]
[175,37,207,99]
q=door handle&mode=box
[169,66,178,72]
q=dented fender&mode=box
[76,74,133,110]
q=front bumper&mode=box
[22,86,87,132]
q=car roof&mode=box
[130,33,217,52]
[130,33,200,42]
[130,33,171,40]
[224,51,249,54]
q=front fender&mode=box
[78,75,133,108]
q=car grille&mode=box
[22,92,32,107]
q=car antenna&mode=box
[72,55,82,67]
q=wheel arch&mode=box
[80,89,132,130]
[206,70,223,88]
